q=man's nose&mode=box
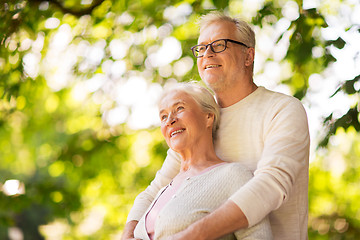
[203,45,215,57]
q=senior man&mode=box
[123,11,310,240]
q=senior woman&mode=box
[130,82,272,240]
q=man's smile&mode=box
[205,64,222,69]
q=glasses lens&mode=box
[191,39,227,58]
[192,45,206,57]
[211,39,226,53]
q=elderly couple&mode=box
[122,11,310,240]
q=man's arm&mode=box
[170,200,248,240]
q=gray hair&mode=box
[199,11,256,48]
[160,82,220,139]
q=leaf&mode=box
[330,86,341,98]
[330,74,360,97]
[319,106,360,148]
[327,37,346,49]
[212,0,229,9]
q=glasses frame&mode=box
[191,39,249,58]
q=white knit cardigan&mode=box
[134,163,273,240]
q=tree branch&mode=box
[30,0,106,17]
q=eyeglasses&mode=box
[191,39,249,58]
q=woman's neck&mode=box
[179,148,224,174]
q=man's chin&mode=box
[204,79,224,92]
[203,77,218,85]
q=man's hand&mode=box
[121,220,139,240]
[167,224,203,240]
[168,200,248,240]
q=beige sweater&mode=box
[128,87,310,240]
[134,163,273,240]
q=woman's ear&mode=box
[206,113,215,128]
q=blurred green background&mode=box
[1,0,360,239]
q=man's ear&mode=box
[245,47,255,66]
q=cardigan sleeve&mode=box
[229,97,310,227]
[126,149,181,222]
[234,215,273,240]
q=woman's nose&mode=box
[166,113,176,125]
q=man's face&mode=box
[197,21,247,93]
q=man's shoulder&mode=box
[259,86,299,102]
[258,86,305,109]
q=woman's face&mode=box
[159,90,211,153]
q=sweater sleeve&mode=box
[126,149,181,222]
[229,97,310,227]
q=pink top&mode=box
[145,162,227,239]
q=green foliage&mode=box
[212,0,229,10]
[1,0,360,239]
[309,128,360,239]
[319,74,360,148]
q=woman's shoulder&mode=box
[214,162,253,179]
[204,162,254,193]
[221,162,252,171]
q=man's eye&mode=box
[197,46,206,52]
[214,43,224,47]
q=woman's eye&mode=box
[177,106,184,111]
[160,115,167,121]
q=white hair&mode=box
[199,11,255,48]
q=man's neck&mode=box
[216,81,258,108]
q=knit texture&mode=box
[134,163,273,240]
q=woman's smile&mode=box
[170,128,185,138]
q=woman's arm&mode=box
[121,220,140,240]
[124,149,181,237]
